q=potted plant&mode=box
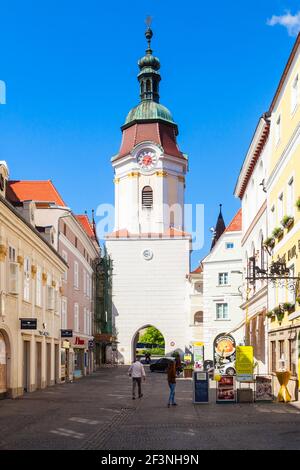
[281,215,294,229]
[282,302,295,314]
[264,237,275,250]
[273,306,285,325]
[183,363,194,379]
[266,310,275,319]
[296,197,300,211]
[272,227,284,239]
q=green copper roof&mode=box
[125,100,175,126]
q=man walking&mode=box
[128,356,146,400]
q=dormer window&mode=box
[142,186,153,209]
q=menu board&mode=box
[217,376,236,403]
[255,376,273,402]
[236,346,254,382]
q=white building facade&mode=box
[201,209,244,362]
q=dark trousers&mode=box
[132,378,142,397]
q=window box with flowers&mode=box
[264,237,275,250]
[273,306,285,325]
[282,302,295,314]
[296,197,300,211]
[266,310,275,319]
[272,227,284,240]
[281,215,294,230]
[296,297,300,306]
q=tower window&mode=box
[146,79,151,92]
[142,186,153,208]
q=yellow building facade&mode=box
[266,35,300,393]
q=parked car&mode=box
[219,361,236,376]
[150,357,185,373]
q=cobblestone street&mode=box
[0,366,300,450]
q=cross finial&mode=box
[145,15,152,28]
[145,16,153,54]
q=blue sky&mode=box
[1,0,300,267]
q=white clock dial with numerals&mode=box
[137,149,157,171]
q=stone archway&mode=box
[0,329,10,399]
[131,325,166,363]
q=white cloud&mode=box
[267,11,300,37]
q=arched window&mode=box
[142,186,153,208]
[194,311,203,325]
[146,79,151,92]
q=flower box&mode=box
[264,237,275,249]
[272,227,284,239]
[281,215,294,229]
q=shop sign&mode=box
[184,354,192,363]
[63,341,70,349]
[61,365,66,379]
[216,376,236,403]
[88,340,95,349]
[61,330,73,338]
[236,346,254,382]
[193,342,204,371]
[20,319,37,330]
[75,337,85,346]
[255,375,273,402]
[214,333,236,372]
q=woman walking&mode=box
[167,361,177,408]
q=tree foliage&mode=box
[139,327,165,346]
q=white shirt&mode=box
[128,361,146,378]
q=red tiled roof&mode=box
[7,180,66,206]
[191,264,203,275]
[76,215,95,239]
[225,209,242,233]
[117,122,184,160]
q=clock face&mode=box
[137,149,157,171]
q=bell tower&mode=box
[111,25,188,235]
[106,25,191,365]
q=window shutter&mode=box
[142,186,153,208]
[9,262,19,294]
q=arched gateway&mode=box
[132,325,165,361]
[106,27,191,365]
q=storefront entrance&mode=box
[0,331,8,398]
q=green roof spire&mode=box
[123,21,176,129]
[138,21,161,103]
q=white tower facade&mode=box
[105,27,192,364]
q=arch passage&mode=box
[132,325,165,362]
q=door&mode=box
[55,344,59,384]
[46,343,51,386]
[36,342,42,390]
[0,332,7,396]
[23,341,30,392]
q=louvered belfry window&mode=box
[142,186,153,209]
